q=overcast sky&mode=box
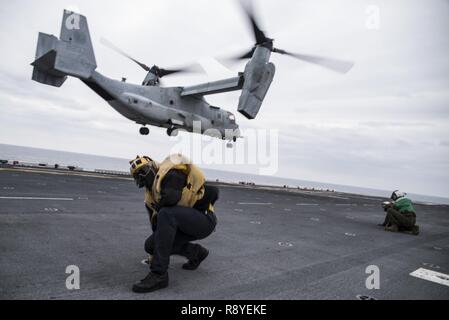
[0,0,448,197]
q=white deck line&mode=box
[0,196,74,201]
[238,202,272,205]
[410,268,449,287]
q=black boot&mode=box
[132,272,168,293]
[183,245,209,270]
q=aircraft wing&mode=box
[180,75,244,97]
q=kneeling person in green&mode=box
[380,190,419,235]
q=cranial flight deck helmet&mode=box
[390,190,407,201]
[129,156,158,188]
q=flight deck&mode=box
[0,167,448,299]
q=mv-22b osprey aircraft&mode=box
[31,6,353,147]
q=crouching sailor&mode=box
[129,154,219,293]
[380,190,419,235]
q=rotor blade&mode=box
[239,0,268,45]
[158,63,205,78]
[225,48,255,62]
[274,48,354,74]
[237,48,255,60]
[100,37,151,71]
[212,56,245,72]
[158,68,184,77]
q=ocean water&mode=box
[1,143,448,205]
[0,143,128,172]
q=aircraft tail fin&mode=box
[31,10,97,87]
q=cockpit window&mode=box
[228,114,236,122]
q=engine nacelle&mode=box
[238,46,276,119]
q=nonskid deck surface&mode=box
[0,168,448,299]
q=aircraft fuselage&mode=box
[81,71,240,140]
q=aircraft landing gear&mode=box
[226,136,238,148]
[167,127,179,137]
[139,127,150,136]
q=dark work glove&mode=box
[153,202,161,212]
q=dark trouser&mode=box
[383,208,415,229]
[146,206,217,275]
